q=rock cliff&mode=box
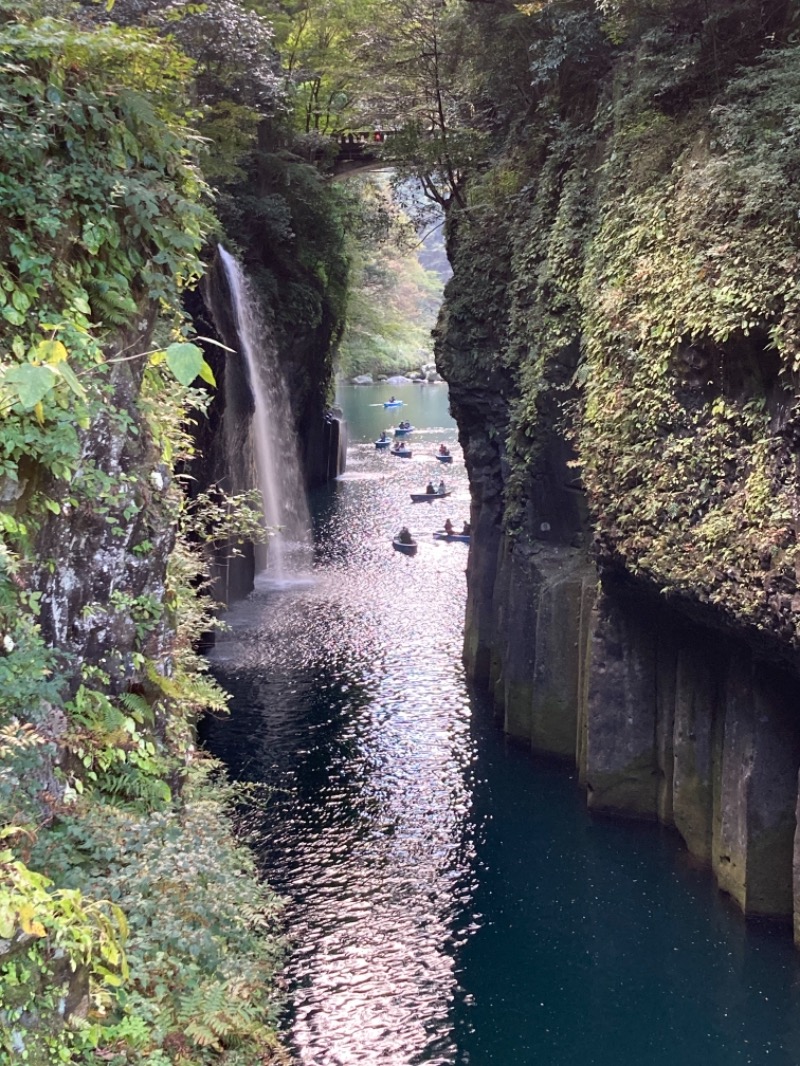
[437,0,800,931]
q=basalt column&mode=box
[713,659,800,920]
[580,593,800,921]
[584,591,661,820]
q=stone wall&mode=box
[466,516,800,930]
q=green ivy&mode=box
[0,11,287,1064]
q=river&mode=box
[202,382,800,1066]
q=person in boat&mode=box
[437,479,446,494]
[462,521,471,536]
[398,526,413,544]
[426,481,436,494]
[438,443,450,456]
[379,431,388,441]
[389,395,396,403]
[444,518,454,535]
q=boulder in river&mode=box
[352,374,374,385]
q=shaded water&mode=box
[203,384,800,1065]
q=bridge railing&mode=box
[333,130,399,159]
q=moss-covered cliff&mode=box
[436,0,800,930]
[0,6,348,1059]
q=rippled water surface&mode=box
[203,383,800,1066]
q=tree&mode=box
[272,0,380,134]
[335,177,445,375]
[274,0,488,212]
[356,0,485,210]
[85,0,284,181]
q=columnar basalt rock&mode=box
[530,562,596,759]
[584,592,660,820]
[713,662,800,919]
[672,643,719,862]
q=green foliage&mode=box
[440,0,800,643]
[0,13,212,500]
[276,0,489,210]
[274,0,378,134]
[337,178,444,376]
[95,0,284,184]
[0,9,288,1064]
[0,846,129,1064]
[27,766,289,1065]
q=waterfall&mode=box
[218,246,311,582]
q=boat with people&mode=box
[391,445,412,458]
[393,538,418,555]
[434,518,470,542]
[394,422,414,435]
[375,432,392,448]
[393,527,418,555]
[410,490,452,502]
[384,398,403,408]
[435,452,453,464]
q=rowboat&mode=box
[433,531,470,543]
[384,400,403,408]
[391,448,412,458]
[375,438,391,448]
[410,491,452,502]
[394,425,414,436]
[392,538,418,555]
[435,453,453,464]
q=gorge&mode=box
[4,0,800,1063]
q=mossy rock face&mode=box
[436,2,800,666]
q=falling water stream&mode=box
[218,246,310,580]
[203,385,800,1065]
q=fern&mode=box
[119,691,155,727]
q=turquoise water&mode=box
[203,383,800,1065]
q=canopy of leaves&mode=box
[274,0,490,210]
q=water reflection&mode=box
[204,384,800,1066]
[206,385,472,1063]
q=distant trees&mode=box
[335,178,444,376]
[273,0,487,211]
